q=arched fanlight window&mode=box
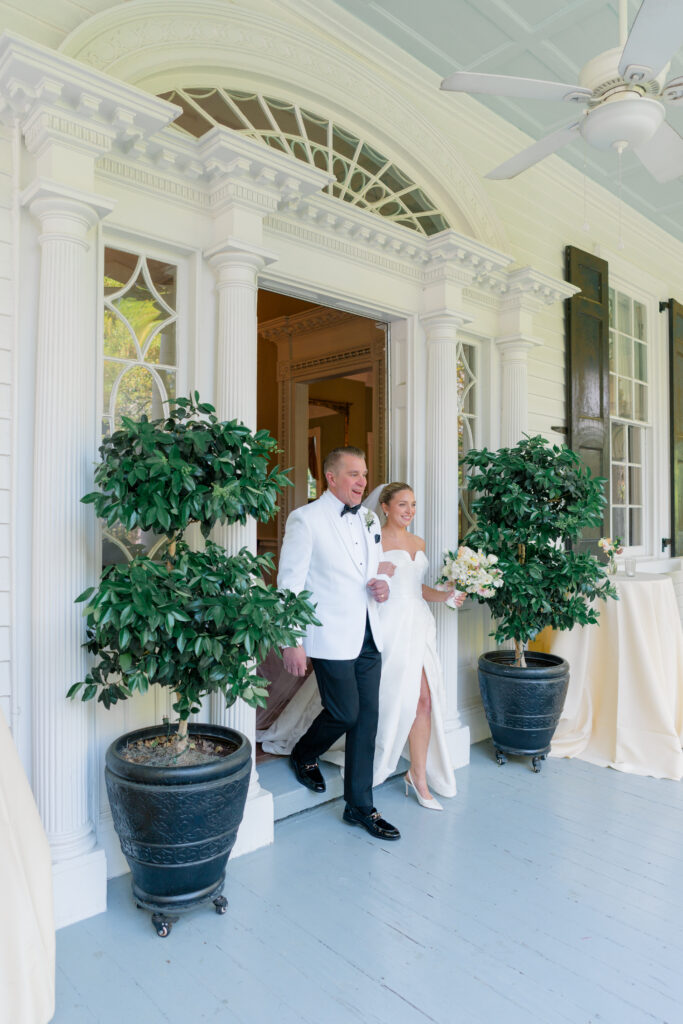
[160,87,450,237]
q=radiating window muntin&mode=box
[101,247,179,566]
[160,87,450,237]
[608,288,648,548]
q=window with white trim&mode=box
[608,287,649,548]
[101,247,179,565]
[457,338,478,540]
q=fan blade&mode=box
[634,119,683,182]
[486,123,581,180]
[619,0,683,82]
[440,71,590,103]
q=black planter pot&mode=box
[105,723,251,936]
[478,650,569,772]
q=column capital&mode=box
[205,237,278,274]
[495,333,543,358]
[22,179,115,233]
[420,308,473,340]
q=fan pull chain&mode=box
[582,138,589,232]
[616,141,625,250]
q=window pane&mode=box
[618,334,633,377]
[612,506,626,543]
[145,327,177,366]
[629,507,642,546]
[629,465,642,505]
[617,292,632,334]
[608,288,615,328]
[114,365,158,426]
[618,377,633,419]
[634,341,647,382]
[629,425,642,463]
[612,464,626,505]
[611,421,626,461]
[634,383,648,422]
[609,373,617,415]
[104,309,138,359]
[634,301,646,341]
[609,330,615,371]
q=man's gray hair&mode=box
[323,446,366,477]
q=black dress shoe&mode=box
[290,754,326,793]
[343,805,401,840]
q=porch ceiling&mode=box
[332,0,683,245]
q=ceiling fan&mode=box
[440,0,683,182]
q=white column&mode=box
[495,335,542,446]
[421,312,471,768]
[27,184,113,927]
[206,242,277,856]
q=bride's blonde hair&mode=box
[379,482,414,510]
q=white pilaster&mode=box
[206,240,278,855]
[26,181,114,927]
[496,266,580,446]
[495,335,542,447]
[421,310,472,768]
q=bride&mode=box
[258,482,464,809]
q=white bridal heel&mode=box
[404,771,443,811]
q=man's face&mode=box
[326,455,368,507]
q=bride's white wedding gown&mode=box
[257,549,457,798]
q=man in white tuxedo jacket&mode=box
[278,446,400,841]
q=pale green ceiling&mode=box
[332,0,683,243]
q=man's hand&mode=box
[367,578,389,603]
[282,645,308,677]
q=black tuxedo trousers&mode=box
[293,614,381,812]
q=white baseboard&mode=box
[460,700,491,745]
[53,847,107,930]
[445,720,471,769]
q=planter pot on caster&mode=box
[478,651,569,772]
[105,723,251,937]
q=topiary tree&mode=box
[68,393,319,754]
[461,435,617,667]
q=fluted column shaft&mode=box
[207,248,268,795]
[422,313,467,740]
[30,195,102,861]
[496,336,541,447]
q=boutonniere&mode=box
[363,510,374,532]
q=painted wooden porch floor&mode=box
[54,741,683,1024]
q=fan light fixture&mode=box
[580,95,664,150]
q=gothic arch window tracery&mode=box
[161,87,450,237]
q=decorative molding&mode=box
[0,31,179,153]
[259,307,353,342]
[501,266,580,312]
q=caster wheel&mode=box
[213,896,228,915]
[531,756,542,773]
[151,913,176,937]
[495,749,507,765]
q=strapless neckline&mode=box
[383,548,427,564]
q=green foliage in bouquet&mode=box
[461,435,617,666]
[68,393,319,752]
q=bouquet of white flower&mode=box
[438,545,504,607]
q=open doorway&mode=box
[255,289,388,754]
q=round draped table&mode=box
[542,573,683,780]
[0,707,55,1024]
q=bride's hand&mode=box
[443,588,466,608]
[377,561,395,577]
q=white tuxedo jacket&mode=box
[277,491,386,660]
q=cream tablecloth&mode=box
[547,574,683,780]
[0,707,55,1024]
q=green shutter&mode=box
[669,299,683,556]
[565,245,610,552]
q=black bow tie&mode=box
[341,503,361,516]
